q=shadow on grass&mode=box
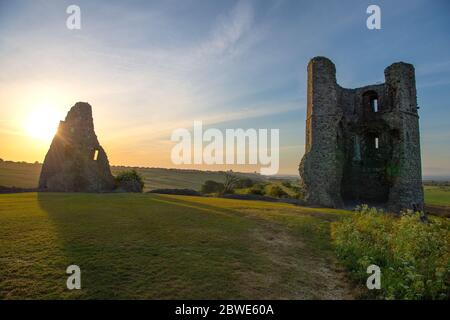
[35,192,355,299]
[35,192,264,299]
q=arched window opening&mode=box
[93,149,99,161]
[371,97,379,112]
[363,91,380,114]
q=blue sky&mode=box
[0,0,449,176]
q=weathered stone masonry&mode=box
[39,102,115,192]
[299,57,424,212]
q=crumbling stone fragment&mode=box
[38,102,115,192]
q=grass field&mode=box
[423,185,450,217]
[2,162,449,207]
[424,185,450,207]
[0,161,266,191]
[0,192,353,299]
[0,162,41,189]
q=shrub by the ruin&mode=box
[267,185,288,198]
[201,180,224,194]
[248,183,266,196]
[291,184,306,200]
[115,170,144,193]
[281,181,292,188]
[331,205,450,299]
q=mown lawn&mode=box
[0,193,353,299]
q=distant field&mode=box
[112,166,266,191]
[0,162,41,189]
[0,192,353,299]
[424,185,450,207]
[0,161,266,191]
[423,185,450,217]
[1,161,449,215]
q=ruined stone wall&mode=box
[339,84,392,203]
[299,57,424,211]
[299,57,343,208]
[384,63,424,211]
[39,102,115,192]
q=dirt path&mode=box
[236,213,355,299]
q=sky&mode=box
[0,0,449,176]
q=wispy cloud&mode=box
[196,0,255,60]
[103,99,300,143]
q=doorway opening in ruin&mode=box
[341,125,392,206]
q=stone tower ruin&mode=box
[299,57,424,212]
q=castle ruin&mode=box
[299,57,424,212]
[39,102,115,192]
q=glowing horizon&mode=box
[1,1,450,176]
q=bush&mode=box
[201,180,224,194]
[115,170,144,193]
[267,185,288,198]
[223,172,240,194]
[331,205,450,299]
[281,181,292,188]
[248,183,266,196]
[235,178,255,189]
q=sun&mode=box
[24,105,62,141]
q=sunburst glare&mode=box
[23,105,62,141]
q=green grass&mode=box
[116,167,266,191]
[6,162,449,208]
[0,161,266,191]
[0,193,353,299]
[424,185,450,207]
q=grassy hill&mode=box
[0,192,353,299]
[112,166,267,191]
[0,161,267,191]
[424,185,450,217]
[1,161,449,215]
[0,161,41,189]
